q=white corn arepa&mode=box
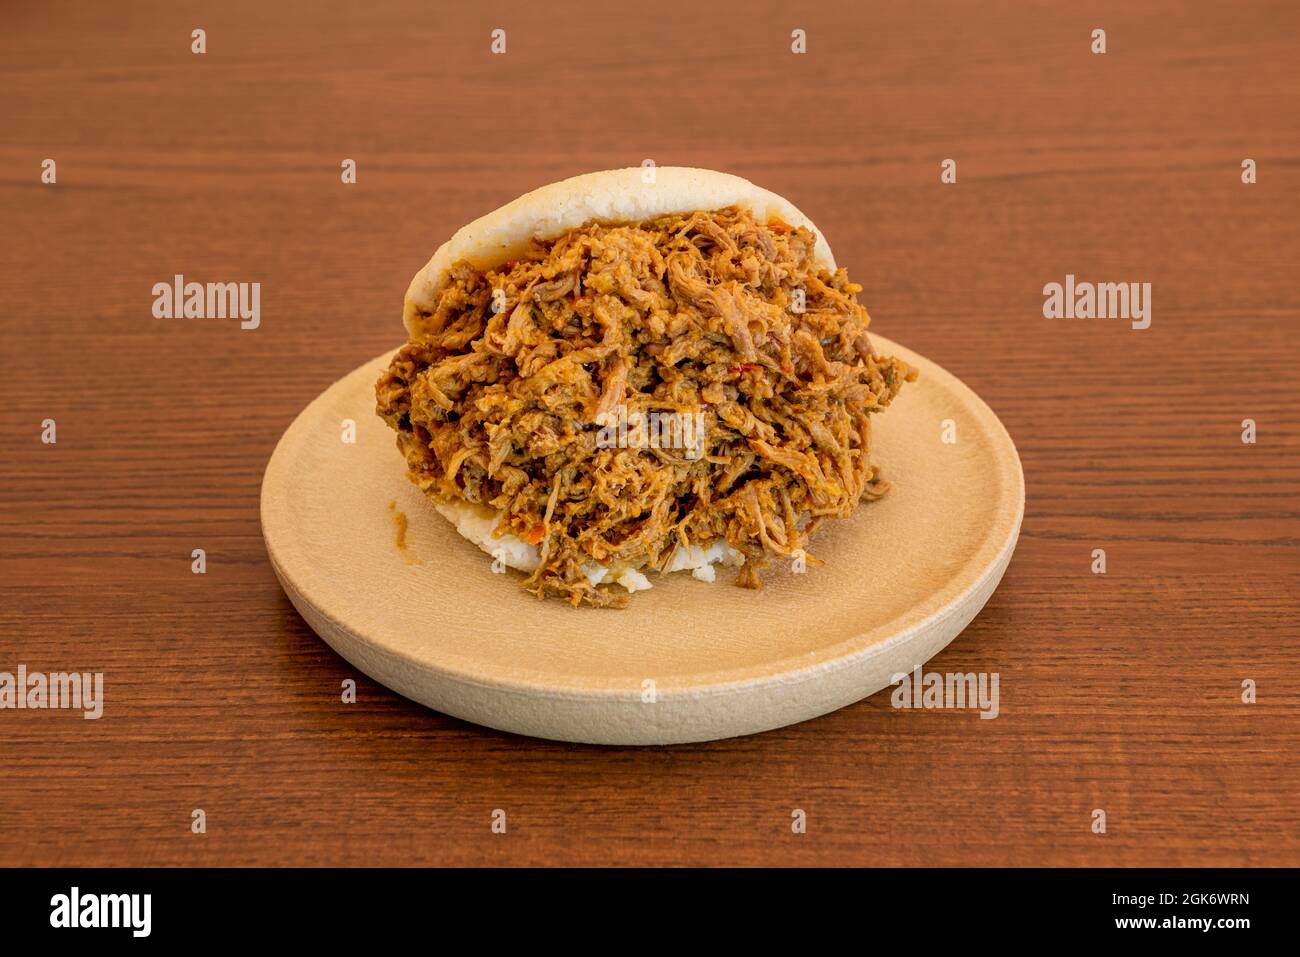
[403,166,836,336]
[402,166,837,593]
[432,500,745,595]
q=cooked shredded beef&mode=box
[375,206,916,607]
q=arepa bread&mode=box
[404,166,836,338]
[400,167,837,595]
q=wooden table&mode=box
[3,0,1297,867]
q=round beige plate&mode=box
[261,335,1023,745]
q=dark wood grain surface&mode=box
[2,0,1298,866]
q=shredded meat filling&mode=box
[376,206,916,607]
